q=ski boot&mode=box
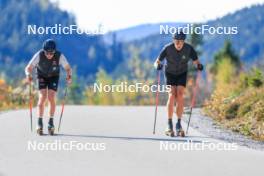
[176,122,185,137]
[48,118,55,135]
[36,118,43,136]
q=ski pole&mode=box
[29,81,33,132]
[58,86,68,132]
[153,70,161,134]
[186,71,201,134]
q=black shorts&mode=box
[165,72,187,87]
[37,76,59,91]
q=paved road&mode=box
[0,106,263,176]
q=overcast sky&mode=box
[50,0,264,31]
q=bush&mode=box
[225,103,239,119]
[245,68,263,88]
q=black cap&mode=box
[43,39,56,52]
[173,31,186,40]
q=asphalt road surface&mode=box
[0,106,263,176]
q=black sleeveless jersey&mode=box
[37,50,61,78]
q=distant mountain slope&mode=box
[0,0,123,77]
[203,4,264,64]
[104,22,186,42]
[122,4,264,65]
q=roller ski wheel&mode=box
[165,128,175,137]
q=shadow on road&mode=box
[56,133,211,143]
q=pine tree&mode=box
[212,40,241,74]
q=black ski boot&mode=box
[176,120,185,137]
[165,119,175,137]
[36,118,43,135]
[48,118,55,135]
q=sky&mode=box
[50,0,264,31]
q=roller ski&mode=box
[48,118,55,135]
[176,120,185,137]
[36,118,43,136]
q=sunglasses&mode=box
[44,51,55,56]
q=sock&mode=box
[176,118,182,130]
[48,117,54,126]
[168,119,173,130]
[38,118,43,127]
[177,118,181,124]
